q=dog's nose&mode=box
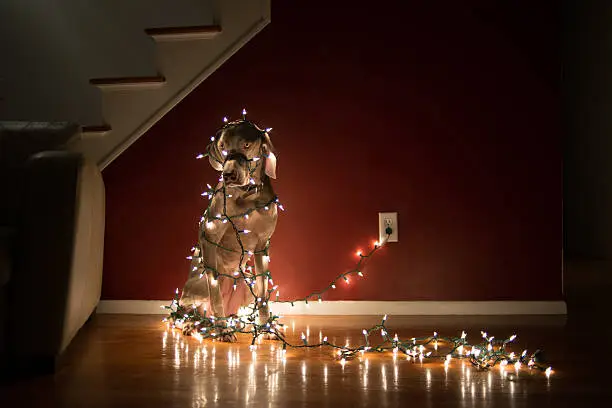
[223,172,238,183]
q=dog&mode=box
[179,119,278,340]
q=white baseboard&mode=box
[97,300,567,315]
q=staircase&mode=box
[0,0,270,170]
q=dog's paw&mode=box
[218,328,237,343]
[260,332,278,340]
[181,321,196,336]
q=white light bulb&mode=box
[242,108,247,116]
[223,117,228,123]
[196,154,204,159]
[243,229,251,234]
[210,136,215,141]
[222,150,228,157]
[545,367,552,377]
[210,278,218,287]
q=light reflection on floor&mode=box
[160,319,555,407]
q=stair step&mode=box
[82,125,111,136]
[145,25,222,41]
[89,76,166,90]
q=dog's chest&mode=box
[206,196,278,248]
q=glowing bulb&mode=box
[509,334,517,342]
[196,153,204,159]
[243,229,251,234]
[393,334,399,342]
[461,331,467,339]
[223,116,228,123]
[331,284,336,289]
[545,367,552,377]
[242,108,247,117]
[383,314,388,321]
[344,276,349,284]
[357,271,364,277]
[205,221,214,229]
[434,331,438,337]
[222,150,228,157]
[301,332,306,340]
[266,127,273,132]
[244,214,249,219]
[356,250,362,256]
[340,358,346,367]
[210,136,215,141]
[362,329,368,336]
[210,278,218,287]
[446,354,452,362]
[373,241,379,247]
[514,361,521,370]
[175,288,179,294]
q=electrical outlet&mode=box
[378,212,398,243]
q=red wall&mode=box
[102,0,561,301]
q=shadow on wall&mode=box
[102,0,561,302]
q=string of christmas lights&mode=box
[165,110,553,377]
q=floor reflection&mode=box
[157,320,557,408]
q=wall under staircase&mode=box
[0,0,270,169]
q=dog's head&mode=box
[207,120,277,187]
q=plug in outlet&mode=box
[378,212,398,243]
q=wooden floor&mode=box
[1,314,609,407]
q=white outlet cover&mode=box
[378,212,398,243]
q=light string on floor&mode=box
[164,110,553,377]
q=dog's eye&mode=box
[243,142,250,149]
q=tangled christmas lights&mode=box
[164,110,553,377]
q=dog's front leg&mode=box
[253,250,270,325]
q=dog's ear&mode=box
[207,140,224,171]
[262,132,277,179]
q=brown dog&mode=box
[179,120,278,339]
